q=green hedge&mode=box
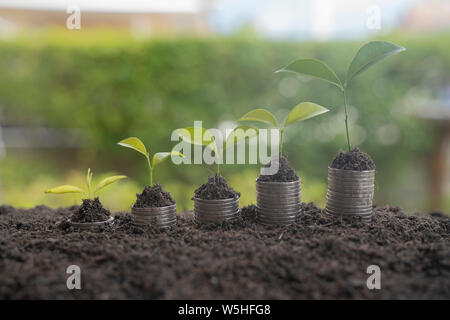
[1,32,449,210]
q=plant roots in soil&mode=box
[133,183,175,208]
[330,147,376,171]
[194,174,240,200]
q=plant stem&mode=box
[279,128,285,155]
[342,89,351,151]
[146,156,153,186]
[216,150,221,175]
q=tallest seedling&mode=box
[276,41,405,151]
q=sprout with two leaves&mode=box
[237,102,329,155]
[117,137,183,186]
[174,125,257,201]
[45,168,126,199]
[173,125,258,174]
[276,41,405,151]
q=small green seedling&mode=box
[174,125,258,174]
[117,137,183,186]
[45,168,126,199]
[237,102,329,155]
[276,41,405,151]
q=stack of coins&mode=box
[131,204,177,228]
[68,216,115,229]
[325,167,375,222]
[194,197,240,224]
[256,180,301,226]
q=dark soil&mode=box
[257,155,299,182]
[134,184,175,208]
[0,203,448,299]
[194,174,240,200]
[330,147,376,171]
[70,198,110,223]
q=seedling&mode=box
[45,168,126,199]
[174,125,257,174]
[276,41,405,151]
[117,137,183,186]
[237,102,329,155]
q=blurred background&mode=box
[0,0,449,214]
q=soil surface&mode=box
[134,184,175,208]
[194,174,240,200]
[0,203,448,299]
[257,155,299,182]
[330,147,376,171]
[70,198,110,223]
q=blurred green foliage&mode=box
[0,31,449,212]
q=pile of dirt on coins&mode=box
[193,174,240,200]
[70,198,110,223]
[133,184,175,208]
[257,156,299,182]
[0,203,448,299]
[330,147,376,171]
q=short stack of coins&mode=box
[194,197,240,224]
[131,204,177,228]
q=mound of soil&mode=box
[0,203,448,299]
[330,147,376,171]
[70,198,110,223]
[134,184,175,208]
[257,155,299,182]
[194,174,240,200]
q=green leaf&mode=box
[152,151,184,168]
[276,58,343,89]
[117,137,148,158]
[224,125,259,151]
[237,109,278,128]
[284,102,329,128]
[174,127,215,146]
[94,175,127,194]
[346,41,405,84]
[45,185,85,195]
